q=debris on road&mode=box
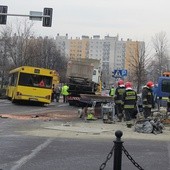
[0,110,79,121]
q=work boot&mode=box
[117,113,123,122]
[126,121,132,128]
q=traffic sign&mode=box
[122,69,127,76]
[113,70,122,78]
[112,69,127,78]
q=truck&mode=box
[154,72,170,108]
[66,58,101,106]
[155,59,170,107]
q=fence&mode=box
[99,130,144,170]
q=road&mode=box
[0,99,170,170]
[0,99,70,115]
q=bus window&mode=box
[93,70,96,75]
[10,73,18,86]
[18,73,52,88]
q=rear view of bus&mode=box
[6,66,53,105]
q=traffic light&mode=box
[0,5,8,25]
[42,8,53,27]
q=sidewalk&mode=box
[40,118,170,141]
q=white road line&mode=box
[11,138,53,170]
[58,103,69,107]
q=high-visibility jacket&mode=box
[122,89,137,109]
[61,85,69,96]
[87,113,94,120]
[109,87,115,96]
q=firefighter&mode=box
[122,82,137,127]
[114,79,126,121]
[142,81,154,119]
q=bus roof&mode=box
[9,66,53,76]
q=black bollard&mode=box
[113,130,123,170]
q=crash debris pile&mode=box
[134,107,170,134]
[134,118,164,135]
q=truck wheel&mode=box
[69,101,74,106]
[76,101,80,107]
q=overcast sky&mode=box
[1,0,170,44]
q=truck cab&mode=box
[157,76,170,98]
[155,74,170,108]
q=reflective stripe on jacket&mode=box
[122,89,137,109]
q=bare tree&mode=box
[151,31,169,77]
[125,42,148,93]
[0,26,13,88]
[29,36,68,82]
[0,21,68,86]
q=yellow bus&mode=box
[6,66,54,105]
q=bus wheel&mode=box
[7,97,11,100]
[12,99,16,103]
[39,103,45,107]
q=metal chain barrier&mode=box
[99,145,115,170]
[99,131,145,170]
[122,145,144,170]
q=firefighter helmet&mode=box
[146,81,154,88]
[118,79,124,86]
[125,82,132,89]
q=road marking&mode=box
[11,138,53,170]
[0,100,11,106]
[58,103,69,107]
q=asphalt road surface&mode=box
[0,99,170,170]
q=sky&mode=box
[1,0,170,45]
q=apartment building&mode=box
[54,34,144,87]
[89,35,103,60]
[55,33,69,57]
[102,35,118,85]
[114,39,126,70]
[125,39,144,82]
[69,36,89,59]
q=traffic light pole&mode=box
[0,13,50,18]
[0,7,53,27]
